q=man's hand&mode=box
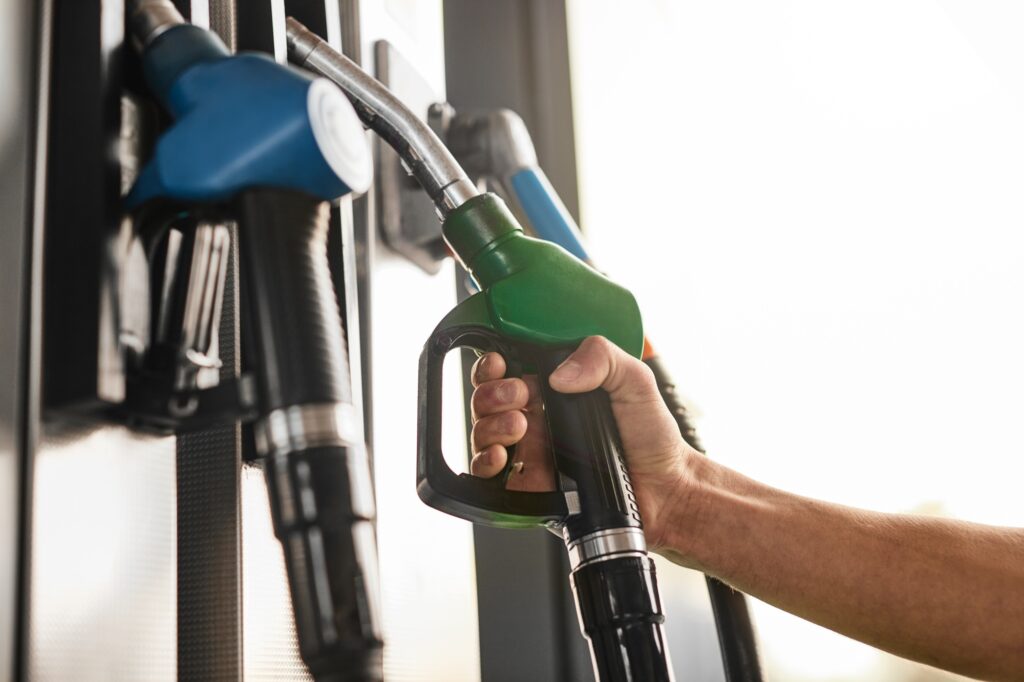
[468,336,697,550]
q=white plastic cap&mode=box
[307,77,373,194]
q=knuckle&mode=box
[587,335,614,354]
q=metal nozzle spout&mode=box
[285,17,478,218]
[127,0,186,52]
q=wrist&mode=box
[649,450,711,567]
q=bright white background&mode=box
[567,2,1024,680]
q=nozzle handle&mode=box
[238,189,383,681]
[536,348,642,543]
[417,317,570,527]
[416,293,644,541]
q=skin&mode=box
[469,336,1024,682]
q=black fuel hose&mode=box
[645,355,764,681]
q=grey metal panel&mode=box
[443,0,581,223]
[27,423,177,682]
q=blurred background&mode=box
[566,1,1024,680]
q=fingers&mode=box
[471,377,529,421]
[548,336,662,405]
[471,409,527,453]
[470,444,508,478]
[471,352,506,387]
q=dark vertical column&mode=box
[443,2,594,680]
[174,2,245,679]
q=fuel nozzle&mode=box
[126,13,383,681]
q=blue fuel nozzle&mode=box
[125,14,370,209]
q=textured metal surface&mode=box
[177,219,243,681]
[177,422,242,681]
[27,423,177,682]
[172,3,248,678]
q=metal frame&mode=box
[2,0,50,678]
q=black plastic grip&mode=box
[645,355,764,682]
[416,323,569,526]
[238,188,383,681]
[237,189,352,412]
[536,348,641,542]
[264,446,382,681]
[572,555,673,682]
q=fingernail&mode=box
[551,359,581,382]
[474,354,490,382]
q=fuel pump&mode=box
[288,19,674,681]
[124,2,382,679]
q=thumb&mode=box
[549,336,662,406]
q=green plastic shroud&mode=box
[439,194,643,356]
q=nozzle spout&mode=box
[127,0,186,52]
[285,18,478,218]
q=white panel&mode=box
[241,462,313,681]
[28,425,177,682]
[370,255,481,682]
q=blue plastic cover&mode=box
[126,26,365,207]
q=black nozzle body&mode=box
[573,556,673,681]
[238,189,383,681]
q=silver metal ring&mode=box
[255,402,360,457]
[129,0,186,51]
[565,527,648,570]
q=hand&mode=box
[469,336,698,550]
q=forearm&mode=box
[660,456,1024,681]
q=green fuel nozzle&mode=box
[287,20,672,681]
[440,194,643,355]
